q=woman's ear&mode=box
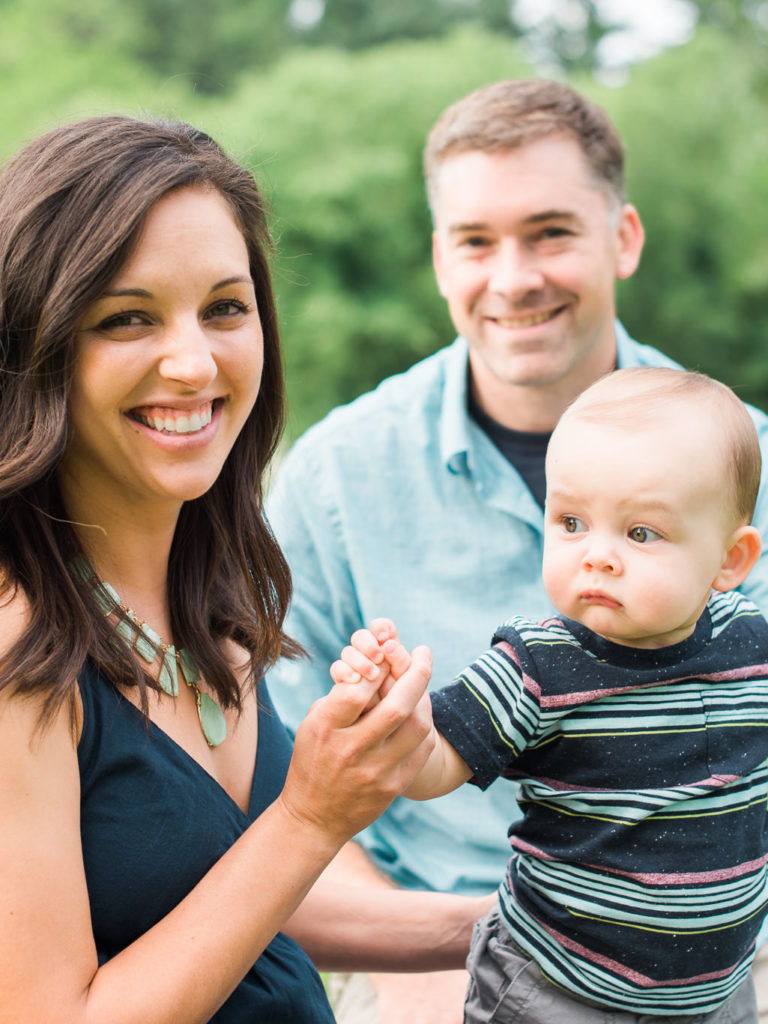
[712,524,762,592]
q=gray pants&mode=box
[465,909,758,1024]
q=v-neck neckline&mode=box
[112,683,260,820]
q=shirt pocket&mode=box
[701,679,768,777]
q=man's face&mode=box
[431,136,644,424]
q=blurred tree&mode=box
[22,0,295,93]
[130,0,293,92]
[0,0,188,160]
[594,26,768,411]
[0,0,628,96]
[685,0,768,85]
[0,0,294,95]
[514,0,625,75]
[295,0,627,76]
[292,0,522,48]
[690,0,768,37]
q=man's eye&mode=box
[539,227,572,240]
[562,516,586,534]
[629,526,661,544]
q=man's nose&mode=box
[487,239,545,296]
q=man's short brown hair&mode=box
[424,78,625,216]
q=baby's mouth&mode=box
[129,400,216,435]
[581,590,621,609]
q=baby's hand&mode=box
[330,626,389,687]
[329,618,411,705]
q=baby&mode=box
[332,368,768,1022]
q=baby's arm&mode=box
[331,620,473,799]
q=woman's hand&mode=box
[281,644,434,849]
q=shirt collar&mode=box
[438,323,626,472]
[614,320,633,368]
[439,337,473,473]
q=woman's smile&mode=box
[130,399,217,436]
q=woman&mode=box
[0,116,484,1022]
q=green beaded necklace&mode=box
[90,575,228,748]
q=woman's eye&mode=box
[98,310,147,329]
[562,516,586,534]
[206,298,249,318]
[629,525,661,544]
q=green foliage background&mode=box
[1,1,766,438]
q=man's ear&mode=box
[615,204,645,281]
[712,524,762,592]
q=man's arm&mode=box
[266,438,367,734]
[285,850,494,971]
[290,842,487,1024]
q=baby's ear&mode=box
[712,524,762,592]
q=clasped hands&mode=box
[331,618,423,700]
[282,620,435,848]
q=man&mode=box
[267,79,768,1023]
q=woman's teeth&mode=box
[133,404,213,435]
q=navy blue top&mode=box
[77,660,335,1023]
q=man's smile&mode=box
[486,306,566,330]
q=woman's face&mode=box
[60,186,264,522]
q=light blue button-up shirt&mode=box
[266,325,768,896]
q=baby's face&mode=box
[542,411,735,648]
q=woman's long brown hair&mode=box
[0,115,301,724]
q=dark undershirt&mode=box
[469,394,550,510]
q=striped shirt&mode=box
[431,591,768,1014]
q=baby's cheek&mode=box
[542,550,569,610]
[633,571,679,618]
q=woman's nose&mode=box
[157,321,217,390]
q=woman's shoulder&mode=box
[0,576,82,743]
[0,584,89,1019]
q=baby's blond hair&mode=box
[556,368,761,525]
